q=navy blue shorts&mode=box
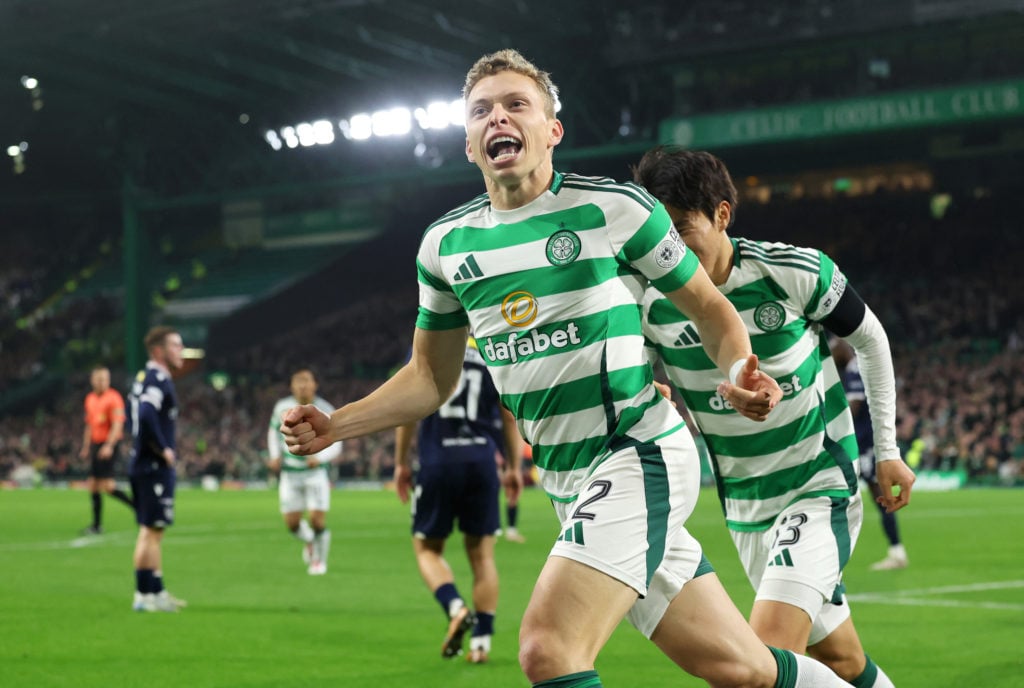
[858,448,877,484]
[412,457,499,539]
[130,465,176,529]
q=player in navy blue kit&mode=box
[394,337,523,663]
[128,326,188,612]
[833,338,910,570]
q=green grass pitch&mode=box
[2,486,1022,687]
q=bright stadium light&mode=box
[349,113,372,140]
[448,99,465,127]
[371,107,412,137]
[312,119,334,145]
[296,122,317,147]
[20,75,38,89]
[280,126,299,149]
[6,145,19,157]
[266,94,503,150]
[415,101,453,130]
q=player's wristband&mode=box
[728,359,747,386]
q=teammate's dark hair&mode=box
[291,367,317,382]
[632,147,738,227]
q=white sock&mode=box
[313,529,331,565]
[888,544,907,560]
[793,653,851,687]
[295,519,314,543]
[873,666,895,688]
[448,598,465,618]
[856,656,895,688]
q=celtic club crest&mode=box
[753,301,785,332]
[546,230,581,266]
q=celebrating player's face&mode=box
[663,203,724,274]
[464,71,563,184]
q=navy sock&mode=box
[880,510,901,547]
[135,569,156,594]
[91,493,102,528]
[474,611,495,637]
[434,582,462,618]
[110,488,135,510]
[506,504,519,529]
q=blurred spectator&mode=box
[2,191,1021,484]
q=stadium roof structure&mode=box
[1,0,1022,201]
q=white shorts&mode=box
[548,428,707,638]
[278,469,331,514]
[730,492,863,645]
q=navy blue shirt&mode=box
[417,343,505,467]
[127,361,178,474]
[841,359,873,453]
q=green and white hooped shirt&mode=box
[416,171,700,501]
[267,395,339,472]
[643,237,860,532]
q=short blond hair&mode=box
[463,49,559,118]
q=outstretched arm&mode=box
[282,326,468,455]
[662,267,781,421]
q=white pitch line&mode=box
[895,506,1024,519]
[847,579,1024,613]
[873,580,1024,596]
[847,594,1024,612]
[0,524,400,552]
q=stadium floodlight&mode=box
[448,99,465,127]
[349,113,373,140]
[280,126,299,149]
[296,122,317,147]
[267,95,496,150]
[415,101,453,130]
[6,145,19,157]
[312,119,334,145]
[371,107,412,137]
[264,129,283,151]
[20,75,38,89]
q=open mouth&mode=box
[487,135,523,163]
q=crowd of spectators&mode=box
[1,189,1021,487]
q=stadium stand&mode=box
[2,1,1022,490]
[2,187,1021,486]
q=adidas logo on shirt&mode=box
[673,323,701,347]
[453,254,484,282]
